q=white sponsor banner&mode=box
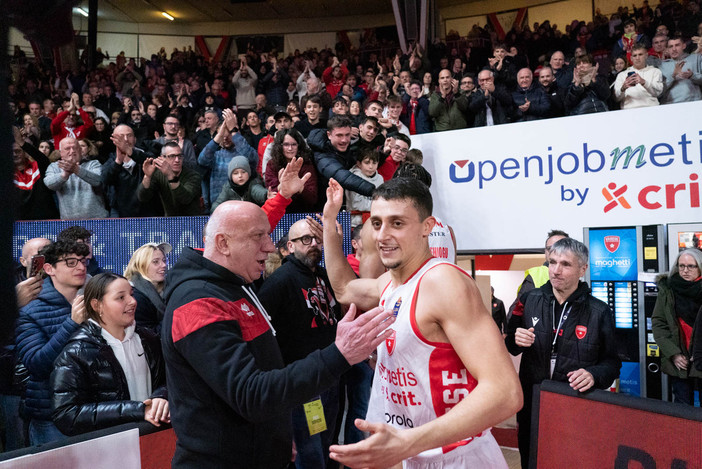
[415,101,702,251]
[0,428,140,469]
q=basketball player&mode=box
[321,177,522,468]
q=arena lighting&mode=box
[161,11,174,20]
[77,7,89,17]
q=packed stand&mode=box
[6,1,701,223]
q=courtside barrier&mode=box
[0,421,175,468]
[531,380,702,469]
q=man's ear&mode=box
[423,216,436,237]
[214,233,231,256]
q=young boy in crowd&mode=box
[210,155,267,213]
[406,148,424,165]
[345,149,384,226]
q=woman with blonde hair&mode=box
[124,242,171,334]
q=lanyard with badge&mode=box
[550,301,571,378]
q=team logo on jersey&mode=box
[532,317,540,327]
[386,331,396,355]
[241,303,254,317]
[575,325,587,339]
[392,298,403,317]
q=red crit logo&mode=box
[602,183,631,212]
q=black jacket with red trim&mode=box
[505,281,620,393]
[161,247,350,469]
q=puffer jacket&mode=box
[564,76,610,115]
[308,129,376,197]
[651,274,702,379]
[50,321,167,435]
[16,278,82,420]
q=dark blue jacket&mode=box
[401,94,432,134]
[16,278,81,420]
[511,84,551,122]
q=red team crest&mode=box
[604,235,620,253]
[386,331,396,355]
[575,325,587,339]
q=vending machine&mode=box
[584,225,666,398]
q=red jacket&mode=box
[51,109,94,148]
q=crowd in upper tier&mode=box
[8,0,702,221]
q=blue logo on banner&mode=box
[618,361,640,396]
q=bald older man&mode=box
[102,124,162,217]
[44,137,107,219]
[549,51,574,90]
[258,218,343,468]
[162,199,394,469]
[511,67,551,122]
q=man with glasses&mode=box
[16,240,90,445]
[138,141,202,216]
[57,226,103,276]
[401,80,431,135]
[156,116,198,171]
[378,133,410,181]
[469,69,512,127]
[258,219,343,468]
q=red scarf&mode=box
[14,160,40,191]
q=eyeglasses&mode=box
[290,235,321,245]
[164,121,180,126]
[165,153,184,160]
[678,264,700,272]
[282,142,298,148]
[392,146,409,155]
[58,257,90,268]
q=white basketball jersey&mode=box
[367,257,506,467]
[428,216,455,262]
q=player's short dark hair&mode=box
[372,177,432,221]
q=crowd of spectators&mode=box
[4,2,702,459]
[8,1,702,222]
